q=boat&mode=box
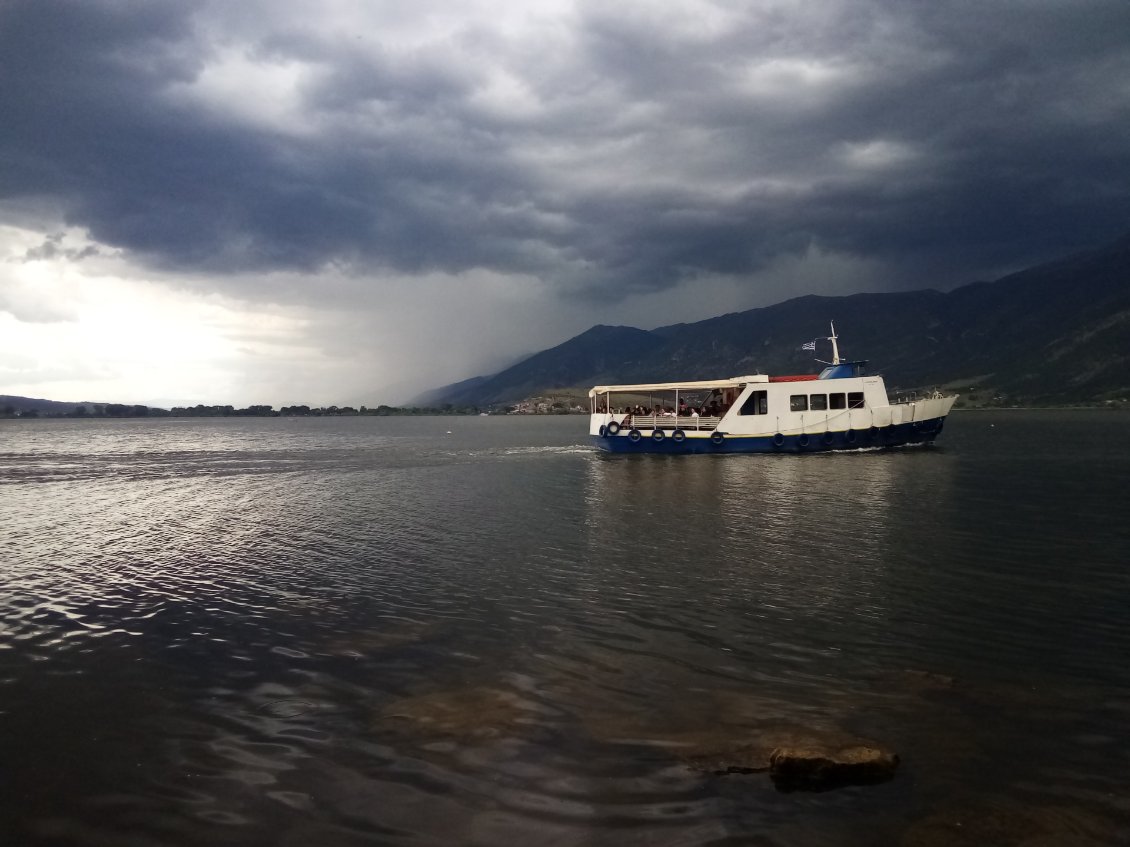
[588,324,957,453]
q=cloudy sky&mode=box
[2,0,1129,406]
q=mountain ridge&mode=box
[427,231,1130,406]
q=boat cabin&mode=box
[589,363,887,436]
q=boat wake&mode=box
[502,445,594,456]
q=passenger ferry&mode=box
[588,326,957,453]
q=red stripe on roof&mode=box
[769,374,820,382]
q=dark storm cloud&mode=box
[2,0,1129,299]
[566,0,1130,282]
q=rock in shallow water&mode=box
[683,729,898,791]
[768,744,899,791]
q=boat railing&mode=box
[891,388,950,405]
[625,414,722,431]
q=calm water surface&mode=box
[1,412,1128,845]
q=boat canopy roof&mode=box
[588,375,768,397]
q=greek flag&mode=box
[801,340,816,351]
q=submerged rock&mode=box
[768,743,898,791]
[682,743,774,775]
[378,686,538,740]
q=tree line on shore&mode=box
[1,402,492,419]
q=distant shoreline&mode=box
[2,405,1125,422]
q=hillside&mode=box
[430,232,1130,407]
[0,395,106,416]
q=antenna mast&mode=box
[828,321,840,365]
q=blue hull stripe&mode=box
[592,418,948,454]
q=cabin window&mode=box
[829,393,846,410]
[739,390,768,415]
[790,395,808,412]
[848,392,865,409]
[809,394,828,411]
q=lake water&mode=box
[1,412,1128,846]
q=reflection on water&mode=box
[582,449,952,651]
[1,413,1128,845]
